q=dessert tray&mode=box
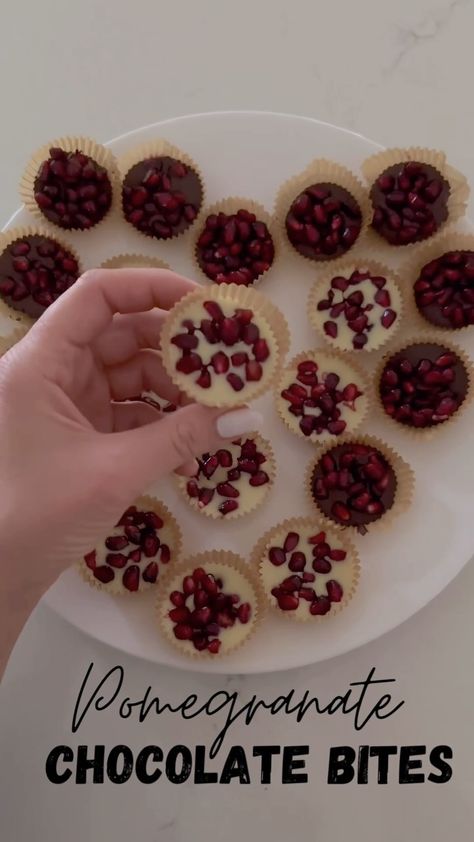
[1,111,473,674]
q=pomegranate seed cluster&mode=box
[169,299,274,397]
[84,505,174,593]
[311,444,397,531]
[285,182,362,260]
[122,155,202,239]
[167,567,253,654]
[34,147,113,230]
[311,268,400,351]
[0,235,80,317]
[414,250,474,329]
[184,438,271,517]
[196,208,275,285]
[370,162,449,245]
[263,528,351,616]
[279,354,366,440]
[379,344,468,428]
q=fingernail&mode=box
[216,408,263,438]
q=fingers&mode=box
[110,402,197,477]
[92,309,167,366]
[102,404,263,495]
[106,349,181,404]
[32,268,198,349]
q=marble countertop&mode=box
[1,0,474,839]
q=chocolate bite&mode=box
[0,234,80,317]
[379,342,468,428]
[34,147,113,230]
[414,250,474,329]
[196,208,275,285]
[122,156,202,239]
[285,183,362,260]
[370,162,450,245]
[311,443,397,532]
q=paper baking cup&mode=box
[118,139,205,240]
[251,516,360,622]
[401,231,474,334]
[275,348,371,444]
[160,282,290,407]
[274,159,371,265]
[362,147,469,249]
[175,432,276,520]
[79,495,182,596]
[19,136,121,230]
[100,253,171,271]
[0,224,83,330]
[191,197,279,286]
[156,551,266,659]
[307,258,405,354]
[374,332,473,441]
[305,434,415,535]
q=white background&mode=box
[1,0,474,840]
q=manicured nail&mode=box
[216,408,263,438]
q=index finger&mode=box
[33,268,198,347]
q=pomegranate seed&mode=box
[170,591,185,607]
[183,576,195,595]
[331,501,351,523]
[186,480,199,498]
[249,471,269,486]
[94,566,115,584]
[211,352,229,373]
[277,593,299,611]
[326,580,343,602]
[284,532,299,552]
[203,300,224,321]
[245,361,263,381]
[288,552,306,572]
[198,488,215,507]
[218,499,239,515]
[226,373,244,391]
[106,553,128,568]
[329,548,347,561]
[160,544,170,563]
[143,562,158,583]
[269,547,286,566]
[312,558,332,574]
[174,624,193,640]
[197,368,212,389]
[216,482,239,498]
[207,639,221,654]
[309,531,326,544]
[176,353,202,374]
[310,596,331,615]
[217,449,233,467]
[84,550,96,570]
[237,603,251,624]
[172,333,199,350]
[122,566,140,592]
[105,535,129,551]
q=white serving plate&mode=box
[3,111,473,673]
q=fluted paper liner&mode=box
[161,282,290,407]
[20,136,121,230]
[275,348,371,445]
[251,516,360,623]
[175,432,276,520]
[401,231,474,333]
[362,147,469,249]
[118,139,205,240]
[100,253,171,271]
[191,197,279,286]
[79,495,182,596]
[0,225,83,330]
[305,434,415,535]
[308,258,405,354]
[156,551,266,659]
[274,159,371,264]
[374,332,473,441]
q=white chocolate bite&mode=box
[309,267,402,352]
[177,436,274,519]
[258,521,359,621]
[166,298,279,405]
[159,562,260,655]
[276,350,369,443]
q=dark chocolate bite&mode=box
[0,235,80,317]
[122,156,202,239]
[370,162,450,245]
[33,147,113,230]
[311,443,397,532]
[285,183,362,260]
[379,343,468,428]
[196,209,275,285]
[414,250,474,329]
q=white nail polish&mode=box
[216,408,263,438]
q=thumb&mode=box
[104,403,263,492]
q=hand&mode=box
[0,268,261,674]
